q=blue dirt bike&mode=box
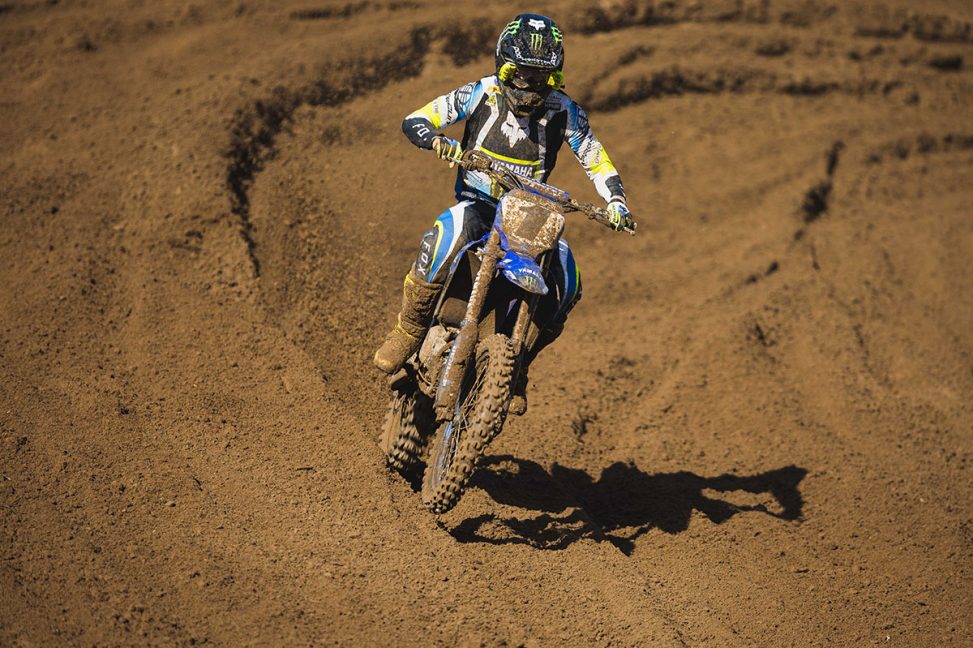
[380,150,635,514]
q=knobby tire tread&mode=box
[381,384,432,472]
[422,334,515,514]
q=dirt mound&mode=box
[2,0,972,645]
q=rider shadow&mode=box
[450,456,807,554]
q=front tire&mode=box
[421,334,515,514]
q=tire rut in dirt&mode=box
[223,30,431,277]
[422,334,515,515]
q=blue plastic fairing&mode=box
[498,250,548,295]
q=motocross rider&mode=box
[373,13,635,414]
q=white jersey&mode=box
[402,75,627,205]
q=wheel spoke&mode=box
[422,335,515,514]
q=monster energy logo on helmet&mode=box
[529,33,543,55]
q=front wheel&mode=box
[421,334,515,514]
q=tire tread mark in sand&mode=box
[855,9,973,43]
[743,141,841,288]
[289,2,370,21]
[588,66,905,112]
[570,0,972,43]
[747,128,973,287]
[223,18,497,276]
[223,29,432,276]
[799,140,843,224]
[756,130,972,285]
[566,0,784,35]
[290,2,423,21]
[864,131,973,165]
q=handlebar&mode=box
[447,150,637,236]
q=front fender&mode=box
[497,250,548,295]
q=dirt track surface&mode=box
[2,0,972,645]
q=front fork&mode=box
[508,252,548,386]
[433,229,503,421]
[432,235,550,421]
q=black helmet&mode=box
[495,14,565,116]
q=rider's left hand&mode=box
[606,199,636,232]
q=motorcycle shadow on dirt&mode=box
[449,456,807,554]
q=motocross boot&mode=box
[373,269,443,374]
[509,320,564,416]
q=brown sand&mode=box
[2,0,972,645]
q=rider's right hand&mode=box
[431,136,462,164]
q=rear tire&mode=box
[421,334,515,514]
[381,379,434,473]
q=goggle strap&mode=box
[498,62,517,83]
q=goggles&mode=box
[498,62,564,92]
